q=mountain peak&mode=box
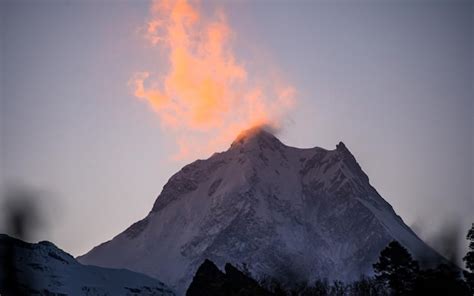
[336,141,352,155]
[336,141,358,160]
[230,126,283,150]
[336,141,347,151]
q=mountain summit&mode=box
[230,127,284,148]
[78,128,444,294]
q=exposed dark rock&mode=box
[208,179,223,196]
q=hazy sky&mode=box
[1,0,472,264]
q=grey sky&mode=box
[1,0,472,265]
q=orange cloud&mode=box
[131,0,296,160]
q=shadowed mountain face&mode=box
[78,128,445,294]
[0,234,175,296]
[186,259,272,296]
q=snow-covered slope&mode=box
[78,128,445,294]
[0,234,175,295]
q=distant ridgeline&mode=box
[0,234,175,296]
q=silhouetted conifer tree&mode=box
[463,223,474,293]
[373,241,419,295]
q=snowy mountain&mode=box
[78,127,445,294]
[0,234,175,295]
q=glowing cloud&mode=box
[131,0,296,160]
